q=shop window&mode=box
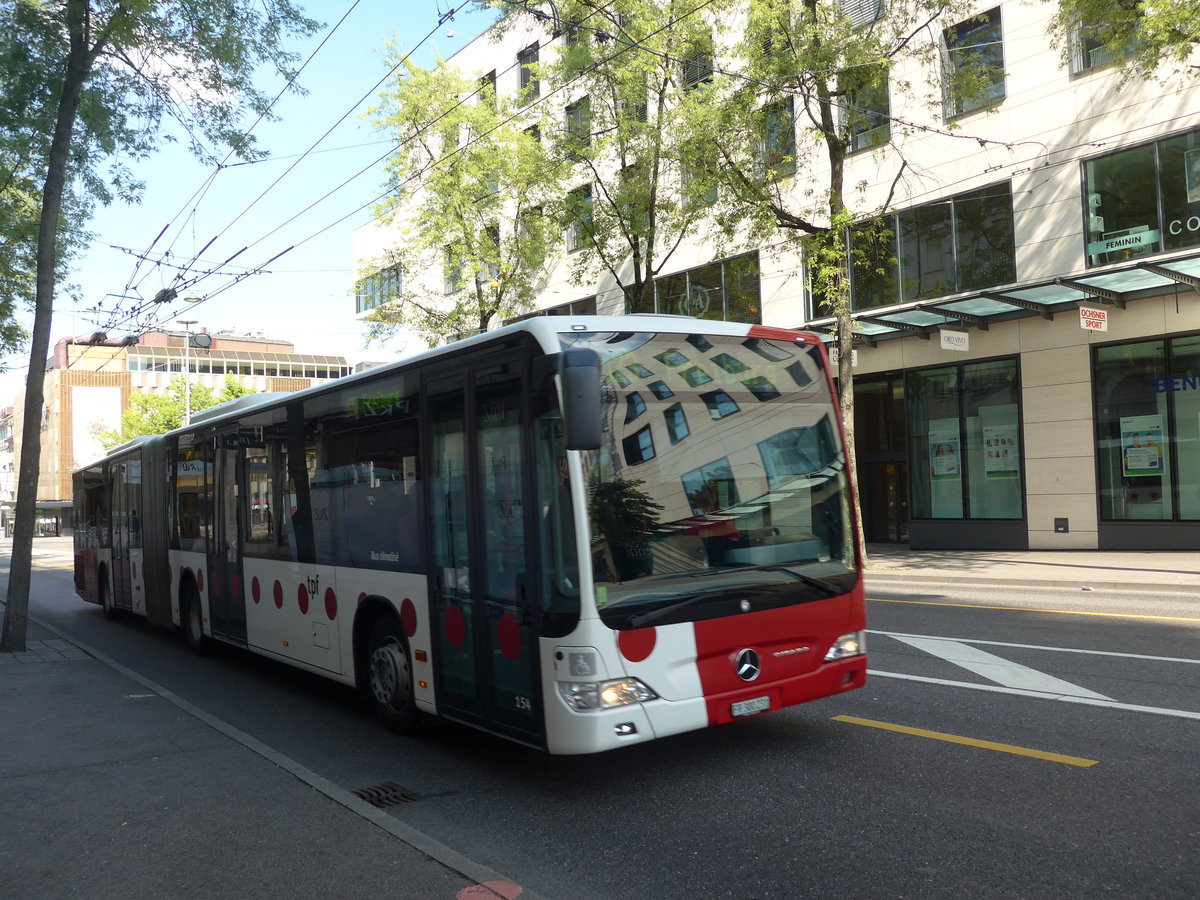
[944,8,1005,117]
[908,358,1022,520]
[1095,335,1200,522]
[1084,127,1200,265]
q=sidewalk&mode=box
[0,618,530,900]
[864,544,1200,594]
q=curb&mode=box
[863,571,1200,596]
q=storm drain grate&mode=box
[351,781,422,809]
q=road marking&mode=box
[832,715,1099,768]
[872,630,1200,666]
[886,634,1114,700]
[869,670,1200,721]
[868,597,1200,623]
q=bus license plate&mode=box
[731,695,770,718]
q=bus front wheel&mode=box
[366,619,421,735]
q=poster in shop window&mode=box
[929,427,961,481]
[983,425,1019,478]
[1120,414,1165,477]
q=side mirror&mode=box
[559,348,602,451]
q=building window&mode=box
[443,247,463,294]
[681,458,738,515]
[700,389,739,420]
[622,425,656,464]
[1068,1,1141,74]
[846,76,890,152]
[907,357,1022,521]
[664,403,689,444]
[356,264,402,314]
[761,98,796,178]
[681,33,713,91]
[646,252,761,324]
[566,97,591,150]
[1094,334,1200,522]
[567,184,593,250]
[847,182,1015,310]
[843,0,885,28]
[478,70,496,110]
[944,8,1005,117]
[1084,127,1200,267]
[517,42,539,103]
[624,392,646,423]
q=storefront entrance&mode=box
[854,377,909,543]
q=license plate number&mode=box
[731,695,770,718]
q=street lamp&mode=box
[177,318,198,425]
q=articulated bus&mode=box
[73,316,866,753]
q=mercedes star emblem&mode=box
[735,648,761,682]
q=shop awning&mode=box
[804,249,1200,346]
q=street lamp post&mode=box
[176,318,198,425]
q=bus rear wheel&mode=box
[366,619,421,735]
[99,575,120,621]
[182,584,210,656]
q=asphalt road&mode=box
[20,563,1200,899]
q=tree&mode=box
[527,0,731,314]
[99,375,256,448]
[363,55,566,347]
[0,0,318,652]
[1047,0,1200,85]
[677,0,978,566]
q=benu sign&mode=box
[1080,307,1108,331]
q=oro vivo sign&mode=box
[1079,307,1108,331]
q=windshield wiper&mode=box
[711,564,843,597]
[626,589,726,629]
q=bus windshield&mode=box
[563,330,856,630]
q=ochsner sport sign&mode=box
[1080,306,1108,332]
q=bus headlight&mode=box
[559,678,657,711]
[825,631,865,661]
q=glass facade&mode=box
[1085,127,1200,266]
[638,252,760,323]
[846,182,1015,312]
[907,358,1022,521]
[1094,334,1200,522]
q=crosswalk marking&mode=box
[886,634,1115,701]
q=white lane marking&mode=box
[886,634,1115,701]
[870,630,1200,666]
[869,670,1200,721]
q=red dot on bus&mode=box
[273,580,283,609]
[251,576,261,604]
[400,598,417,637]
[619,627,657,663]
[497,613,522,660]
[445,604,467,648]
[358,592,367,605]
[298,583,309,615]
[324,587,337,621]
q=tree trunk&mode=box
[1,0,93,653]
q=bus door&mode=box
[109,461,134,610]
[207,431,248,643]
[426,355,543,744]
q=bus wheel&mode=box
[100,577,120,621]
[366,619,420,735]
[182,584,210,656]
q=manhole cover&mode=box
[351,781,422,808]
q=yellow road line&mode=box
[832,715,1099,768]
[868,596,1200,623]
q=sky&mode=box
[0,0,499,403]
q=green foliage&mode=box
[1048,0,1200,85]
[364,54,567,347]
[99,375,256,447]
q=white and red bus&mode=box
[74,315,866,753]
